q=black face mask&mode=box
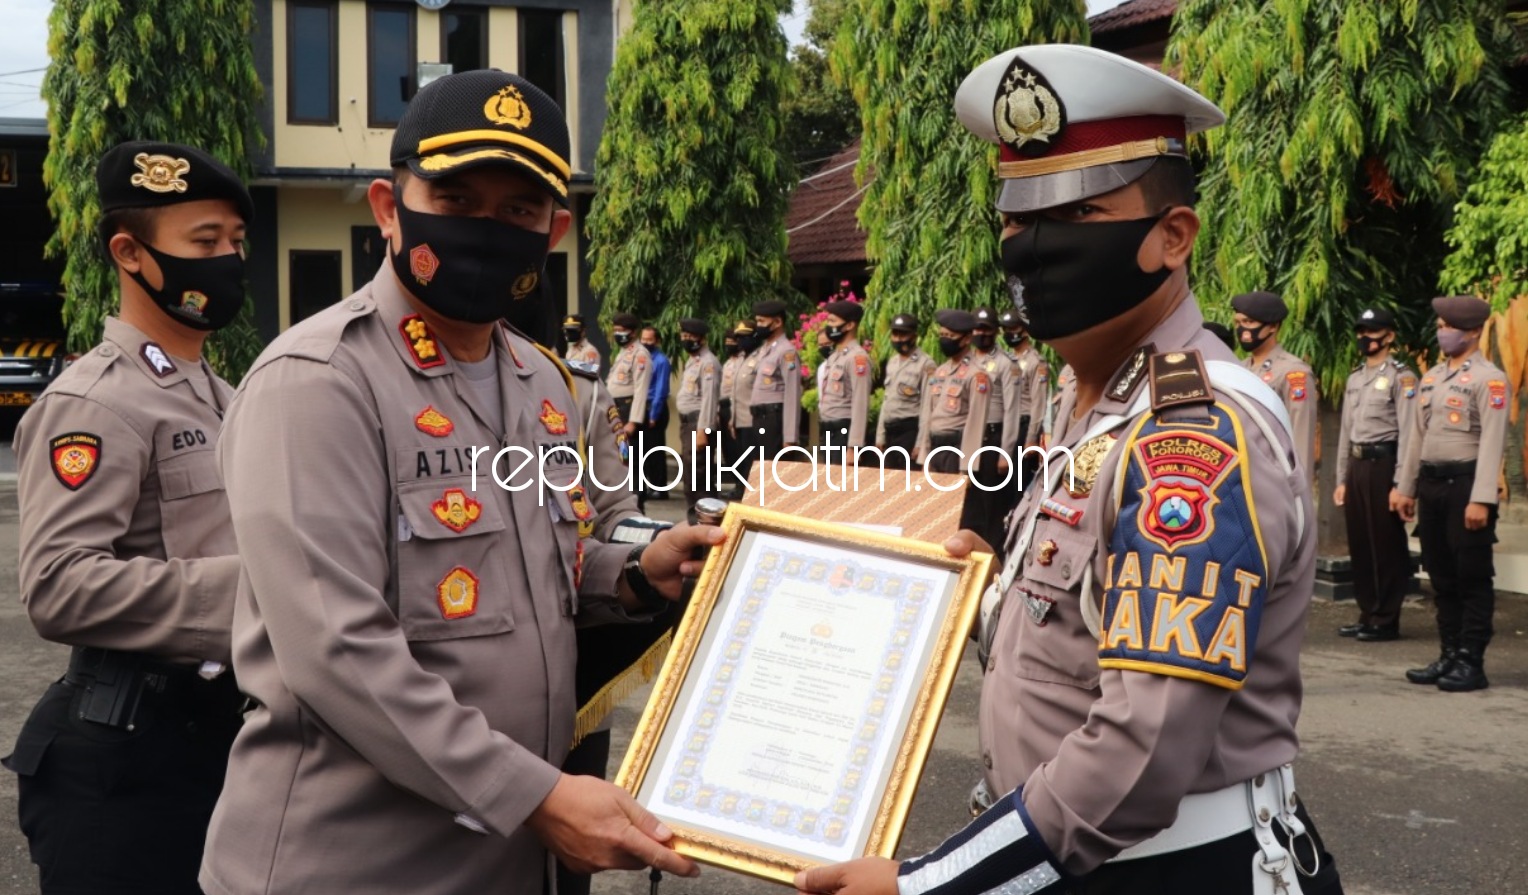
[737,335,759,353]
[892,338,915,355]
[938,336,964,359]
[681,339,702,354]
[972,333,996,352]
[756,321,778,337]
[817,343,833,362]
[613,331,634,346]
[390,189,550,325]
[641,341,659,353]
[1357,334,1388,356]
[563,328,582,343]
[725,341,740,355]
[1237,325,1271,352]
[1000,213,1170,340]
[825,325,848,343]
[129,243,246,332]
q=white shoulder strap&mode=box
[1204,360,1294,441]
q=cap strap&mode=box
[997,137,1183,179]
[417,129,572,180]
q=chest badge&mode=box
[400,315,446,370]
[1039,498,1083,527]
[1374,376,1390,391]
[437,567,480,620]
[49,432,103,491]
[540,400,569,435]
[1021,588,1056,626]
[415,406,454,437]
[1036,539,1059,566]
[432,488,483,533]
[1066,433,1116,498]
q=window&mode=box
[367,3,416,128]
[518,9,565,112]
[287,1,337,124]
[289,251,344,325]
[442,7,488,74]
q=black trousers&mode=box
[729,412,758,493]
[719,398,737,467]
[554,729,613,895]
[1071,801,1343,895]
[642,404,671,497]
[880,416,919,470]
[926,431,962,475]
[820,417,851,467]
[678,411,718,505]
[1343,453,1410,628]
[751,403,786,462]
[1417,471,1498,651]
[5,675,242,895]
[963,423,1009,550]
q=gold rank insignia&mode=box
[483,85,533,128]
[415,406,454,437]
[50,432,102,491]
[431,488,483,533]
[993,56,1065,157]
[540,399,569,435]
[436,566,479,619]
[399,315,446,369]
[130,152,190,193]
[1067,433,1117,498]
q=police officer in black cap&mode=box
[749,298,803,462]
[875,313,935,469]
[4,140,252,894]
[674,317,721,502]
[1232,290,1317,477]
[915,309,994,482]
[817,299,872,465]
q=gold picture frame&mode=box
[614,503,992,885]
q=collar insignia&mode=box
[140,342,177,377]
[415,406,454,437]
[1066,433,1117,498]
[432,488,483,533]
[130,153,190,193]
[1106,345,1152,402]
[993,56,1066,157]
[540,399,569,435]
[400,315,446,369]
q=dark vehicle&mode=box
[1,280,72,411]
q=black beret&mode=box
[96,141,254,225]
[1230,291,1288,324]
[732,320,756,335]
[612,313,641,330]
[822,300,863,323]
[392,70,571,206]
[679,317,708,336]
[1431,295,1491,331]
[753,299,787,318]
[998,309,1023,328]
[562,314,585,328]
[1353,307,1396,330]
[935,309,977,334]
[972,306,999,328]
[889,313,919,332]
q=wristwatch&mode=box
[623,545,667,612]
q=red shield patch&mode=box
[415,406,454,437]
[1139,481,1214,551]
[410,244,440,285]
[50,432,102,491]
[540,399,569,435]
[1488,380,1506,410]
[1286,370,1308,401]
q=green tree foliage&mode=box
[587,0,798,338]
[1167,0,1514,394]
[1440,110,1528,307]
[781,0,859,168]
[834,0,1089,358]
[43,0,266,381]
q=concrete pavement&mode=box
[0,484,1523,894]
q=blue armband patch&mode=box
[1097,403,1269,689]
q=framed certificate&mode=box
[615,504,991,884]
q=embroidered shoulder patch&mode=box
[1097,404,1268,690]
[400,315,446,369]
[1488,380,1507,410]
[854,354,868,377]
[1399,373,1417,399]
[974,372,990,394]
[50,432,103,491]
[1286,370,1308,402]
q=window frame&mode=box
[366,1,418,129]
[440,5,489,75]
[286,0,339,126]
[516,7,566,113]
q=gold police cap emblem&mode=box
[484,85,533,129]
[993,56,1065,157]
[130,153,191,194]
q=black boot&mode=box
[1437,647,1489,692]
[1405,643,1458,685]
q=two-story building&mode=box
[246,0,633,343]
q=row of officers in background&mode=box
[575,287,1511,695]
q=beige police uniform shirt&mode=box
[914,354,992,469]
[877,347,935,444]
[973,348,1018,450]
[1006,341,1051,448]
[1395,350,1511,506]
[979,298,1313,875]
[564,338,601,371]
[15,317,238,663]
[1243,345,1316,475]
[675,347,722,434]
[817,342,873,446]
[200,270,635,895]
[1038,364,1073,449]
[605,341,652,424]
[732,348,761,431]
[720,354,743,409]
[1334,356,1416,484]
[748,334,803,443]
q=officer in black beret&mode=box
[915,310,994,479]
[5,140,252,894]
[875,313,935,470]
[1392,296,1510,690]
[1232,290,1317,476]
[674,317,722,503]
[748,299,803,463]
[817,300,872,466]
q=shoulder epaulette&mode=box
[1148,348,1214,413]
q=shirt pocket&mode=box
[395,480,515,641]
[943,380,967,413]
[156,448,229,557]
[1012,526,1100,689]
